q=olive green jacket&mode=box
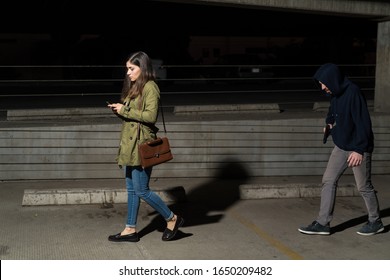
[115,81,160,167]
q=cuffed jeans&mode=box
[125,166,174,228]
[317,146,381,226]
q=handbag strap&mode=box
[159,98,167,134]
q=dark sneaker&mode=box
[357,220,384,236]
[298,221,330,235]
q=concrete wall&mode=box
[1,110,390,181]
[374,21,390,112]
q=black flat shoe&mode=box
[108,232,140,242]
[162,216,184,241]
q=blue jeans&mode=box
[317,146,381,226]
[125,166,173,228]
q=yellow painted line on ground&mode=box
[229,209,304,260]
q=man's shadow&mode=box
[138,160,251,240]
[331,208,390,234]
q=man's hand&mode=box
[323,124,333,132]
[347,152,363,167]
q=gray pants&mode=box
[317,146,381,226]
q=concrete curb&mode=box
[22,182,359,206]
[239,183,358,199]
[22,186,186,206]
[313,100,374,112]
[173,103,280,115]
[7,107,115,120]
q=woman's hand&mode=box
[108,103,123,113]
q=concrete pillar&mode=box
[374,21,390,112]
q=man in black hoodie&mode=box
[298,63,384,236]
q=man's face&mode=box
[319,82,331,94]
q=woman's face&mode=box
[126,61,141,82]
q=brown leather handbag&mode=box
[138,136,173,168]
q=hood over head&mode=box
[313,63,349,96]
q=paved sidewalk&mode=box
[0,174,389,260]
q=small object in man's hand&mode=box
[323,124,331,144]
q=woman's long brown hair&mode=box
[120,51,156,103]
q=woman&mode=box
[107,51,184,242]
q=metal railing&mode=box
[0,64,376,110]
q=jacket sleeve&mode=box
[117,82,159,124]
[351,91,372,155]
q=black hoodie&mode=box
[313,63,374,155]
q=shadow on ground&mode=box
[331,207,390,234]
[138,160,251,240]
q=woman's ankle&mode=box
[121,227,136,235]
[167,214,177,230]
